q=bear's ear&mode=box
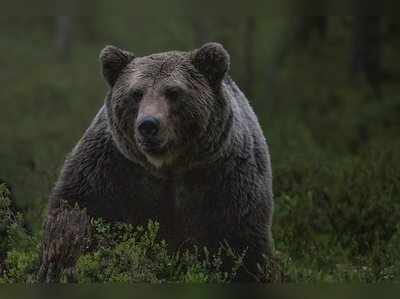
[99,45,135,87]
[191,42,230,85]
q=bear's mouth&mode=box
[138,140,166,156]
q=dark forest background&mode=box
[0,16,399,282]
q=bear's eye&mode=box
[130,89,144,102]
[164,86,184,100]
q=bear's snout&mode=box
[135,112,169,156]
[135,93,171,155]
[136,114,164,154]
[137,116,160,139]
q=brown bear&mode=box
[39,43,273,282]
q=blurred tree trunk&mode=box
[351,16,383,98]
[78,16,99,42]
[192,17,210,46]
[264,17,328,91]
[296,16,327,44]
[244,17,256,98]
[55,16,72,62]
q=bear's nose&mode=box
[138,116,160,138]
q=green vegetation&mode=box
[1,17,400,282]
[0,183,39,283]
[76,220,243,283]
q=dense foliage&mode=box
[75,220,246,283]
[0,16,399,282]
[0,183,39,283]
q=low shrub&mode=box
[0,183,39,283]
[76,219,244,283]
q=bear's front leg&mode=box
[217,218,272,282]
[213,175,273,282]
[39,200,90,283]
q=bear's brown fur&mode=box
[39,43,273,282]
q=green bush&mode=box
[0,183,14,261]
[0,183,39,283]
[272,140,400,282]
[76,219,243,283]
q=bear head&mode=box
[100,43,231,172]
